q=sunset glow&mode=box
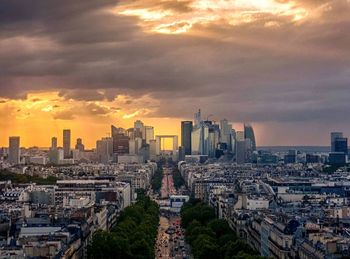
[1,0,350,147]
[0,92,176,148]
[114,0,308,34]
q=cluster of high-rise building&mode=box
[180,109,256,163]
[2,110,256,166]
[95,120,156,164]
[2,111,349,168]
[2,121,156,166]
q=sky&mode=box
[0,0,350,148]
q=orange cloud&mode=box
[113,0,308,34]
[0,91,174,148]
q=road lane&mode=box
[155,166,192,259]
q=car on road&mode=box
[179,240,184,248]
[166,227,175,234]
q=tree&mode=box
[180,201,261,259]
[112,218,137,237]
[217,233,237,248]
[130,238,153,259]
[186,226,215,245]
[88,231,130,259]
[181,203,216,228]
[151,168,163,192]
[192,234,219,259]
[208,219,232,238]
[173,168,185,189]
[223,240,253,258]
[88,196,159,259]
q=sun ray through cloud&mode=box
[113,0,309,34]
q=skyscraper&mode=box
[244,138,253,163]
[149,139,157,160]
[135,137,143,154]
[236,139,246,164]
[331,132,344,152]
[75,138,85,152]
[8,136,20,164]
[145,126,154,144]
[51,137,57,150]
[236,131,245,141]
[191,123,207,155]
[220,119,234,152]
[111,125,129,160]
[244,124,256,151]
[229,130,236,154]
[49,136,61,164]
[220,119,232,143]
[329,132,348,165]
[194,109,202,128]
[208,123,220,157]
[134,120,144,139]
[334,137,348,155]
[235,131,245,163]
[126,128,135,140]
[181,121,193,155]
[111,125,125,136]
[113,134,129,155]
[96,137,113,164]
[63,129,71,158]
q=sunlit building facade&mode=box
[144,126,154,144]
[134,120,144,139]
[96,137,113,164]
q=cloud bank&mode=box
[0,0,350,145]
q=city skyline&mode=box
[1,1,350,148]
[1,1,350,257]
[1,117,350,149]
[2,118,349,152]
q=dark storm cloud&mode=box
[0,0,350,137]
